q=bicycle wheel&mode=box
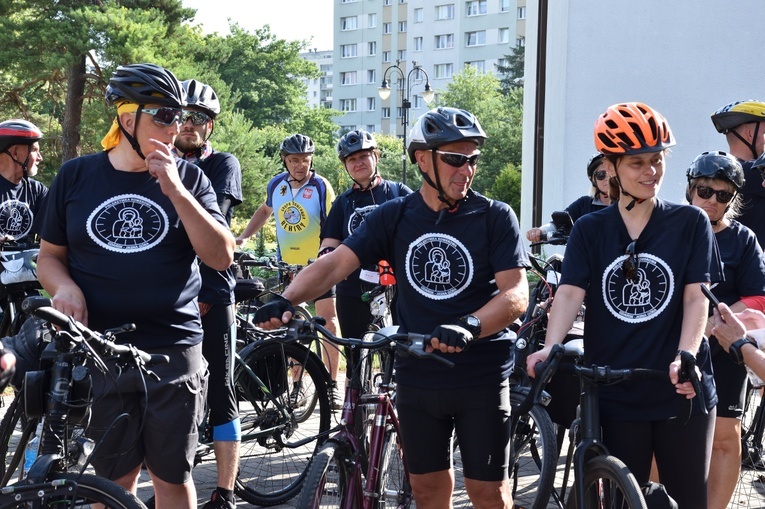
[378,427,413,508]
[0,390,34,487]
[566,455,646,509]
[295,440,351,508]
[732,384,765,507]
[234,340,331,506]
[509,390,558,509]
[0,472,144,508]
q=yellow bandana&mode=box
[100,102,139,151]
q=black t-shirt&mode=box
[562,200,722,420]
[40,151,227,349]
[735,159,765,248]
[0,175,48,240]
[565,195,608,223]
[321,179,412,298]
[343,190,529,389]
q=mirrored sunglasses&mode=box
[435,150,481,168]
[182,110,212,126]
[593,170,608,181]
[695,185,734,204]
[142,107,183,127]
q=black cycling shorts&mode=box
[711,348,747,418]
[202,303,239,427]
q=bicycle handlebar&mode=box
[235,252,304,273]
[284,318,454,368]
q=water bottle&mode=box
[23,422,43,476]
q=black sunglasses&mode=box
[435,150,481,168]
[182,110,212,126]
[593,170,608,181]
[142,107,183,127]
[622,241,639,282]
[694,185,735,204]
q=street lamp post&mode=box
[378,60,435,186]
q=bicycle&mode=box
[0,239,42,338]
[729,381,765,508]
[290,317,453,508]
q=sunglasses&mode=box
[182,110,212,126]
[141,107,183,127]
[593,170,608,181]
[622,241,639,282]
[694,185,735,204]
[435,150,481,168]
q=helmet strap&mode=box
[350,173,380,192]
[118,106,147,160]
[283,159,309,185]
[613,163,646,212]
[731,122,761,159]
[425,151,462,217]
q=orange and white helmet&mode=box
[594,102,675,156]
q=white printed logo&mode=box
[0,199,33,239]
[405,233,473,300]
[602,253,674,323]
[347,204,377,236]
[87,194,169,253]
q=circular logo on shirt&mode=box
[0,199,33,239]
[405,233,473,300]
[347,204,377,236]
[278,202,309,233]
[87,194,168,253]
[602,253,674,323]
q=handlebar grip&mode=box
[148,353,170,366]
[22,299,72,329]
[21,296,52,314]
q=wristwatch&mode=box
[730,336,757,366]
[457,314,482,339]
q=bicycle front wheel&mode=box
[0,389,34,487]
[378,427,413,509]
[733,382,765,507]
[295,440,351,508]
[234,340,331,506]
[0,472,145,508]
[566,455,646,509]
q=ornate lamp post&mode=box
[378,60,435,186]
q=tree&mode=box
[497,44,525,93]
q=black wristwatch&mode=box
[730,336,757,366]
[457,314,482,339]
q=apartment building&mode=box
[333,0,525,135]
[300,49,334,109]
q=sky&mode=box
[181,0,334,51]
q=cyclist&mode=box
[526,153,611,243]
[319,129,411,346]
[711,100,765,247]
[527,102,720,508]
[684,150,765,509]
[235,133,342,408]
[174,79,242,509]
[37,63,235,509]
[256,107,529,509]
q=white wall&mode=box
[521,0,765,239]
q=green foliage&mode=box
[491,163,523,218]
[497,45,526,93]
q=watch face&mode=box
[466,316,480,328]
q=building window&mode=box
[340,99,357,112]
[465,30,486,47]
[368,13,377,28]
[434,63,453,79]
[398,21,407,32]
[341,44,358,58]
[413,37,423,52]
[383,0,391,5]
[382,51,391,62]
[466,0,487,16]
[500,0,510,12]
[435,34,454,49]
[397,107,405,119]
[383,22,392,34]
[414,8,423,23]
[367,97,376,111]
[340,71,358,85]
[399,0,406,3]
[413,95,425,109]
[367,69,376,83]
[435,4,455,20]
[382,107,391,118]
[366,125,376,132]
[368,41,377,55]
[341,0,358,3]
[341,16,358,30]
[518,6,526,19]
[517,36,526,47]
[466,60,486,73]
[498,58,508,68]
[398,49,406,60]
[499,28,510,44]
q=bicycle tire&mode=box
[234,340,331,506]
[378,427,413,509]
[508,390,558,509]
[294,440,350,508]
[0,390,33,487]
[0,472,145,508]
[566,455,647,509]
[732,383,765,507]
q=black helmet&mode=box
[105,63,186,108]
[337,130,377,161]
[407,107,487,163]
[0,120,43,153]
[181,79,220,118]
[586,153,605,179]
[280,134,315,157]
[711,100,765,134]
[686,151,745,192]
[753,151,765,172]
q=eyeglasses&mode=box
[141,107,183,127]
[694,185,735,204]
[593,170,608,181]
[182,110,212,126]
[622,241,639,282]
[435,150,481,168]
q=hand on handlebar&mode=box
[429,324,473,353]
[254,295,295,329]
[670,350,701,401]
[526,345,554,378]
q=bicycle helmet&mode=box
[594,102,675,156]
[710,100,765,134]
[753,151,765,172]
[105,63,186,108]
[337,130,377,161]
[280,134,315,157]
[0,120,43,154]
[586,153,605,179]
[407,107,487,163]
[181,79,220,118]
[686,151,745,191]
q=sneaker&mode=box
[202,490,236,509]
[329,381,344,411]
[290,381,307,408]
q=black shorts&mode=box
[711,349,748,418]
[396,379,511,481]
[86,343,208,484]
[202,303,239,428]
